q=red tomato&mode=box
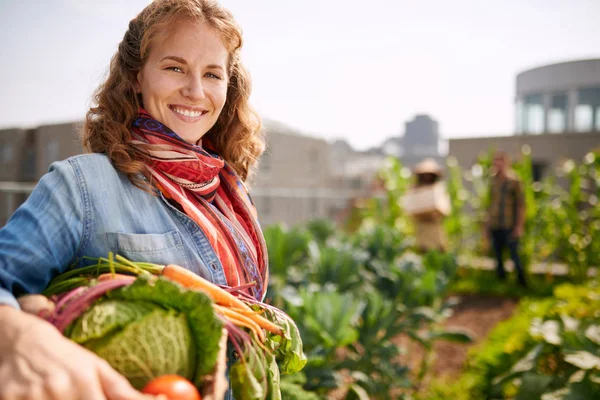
[142,375,202,400]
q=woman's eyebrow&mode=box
[160,55,187,64]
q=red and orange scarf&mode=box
[130,109,268,300]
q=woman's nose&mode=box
[182,75,206,101]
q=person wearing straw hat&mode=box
[407,158,450,252]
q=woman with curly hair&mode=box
[0,1,266,398]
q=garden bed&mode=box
[392,294,519,391]
[431,294,519,377]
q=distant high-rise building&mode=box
[401,114,442,169]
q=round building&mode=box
[516,58,600,134]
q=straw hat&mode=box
[413,158,443,176]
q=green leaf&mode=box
[515,373,553,400]
[561,315,580,332]
[231,344,271,400]
[260,306,307,375]
[294,289,361,349]
[412,306,442,323]
[565,380,600,400]
[266,352,282,400]
[230,359,266,400]
[492,344,544,386]
[569,370,586,383]
[541,387,570,400]
[90,308,195,389]
[279,379,321,400]
[428,329,474,344]
[584,325,600,345]
[68,300,155,343]
[531,319,562,346]
[346,383,370,400]
[107,276,223,384]
[564,351,600,370]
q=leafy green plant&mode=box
[306,219,337,246]
[265,219,470,399]
[422,280,600,400]
[305,240,369,292]
[444,156,468,253]
[348,156,412,235]
[491,280,600,399]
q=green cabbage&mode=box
[64,276,223,389]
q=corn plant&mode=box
[444,156,468,252]
[512,145,536,272]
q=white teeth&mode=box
[173,107,203,118]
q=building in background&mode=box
[329,139,387,192]
[449,132,600,180]
[450,58,600,177]
[251,120,369,227]
[0,128,35,223]
[516,58,600,135]
[0,123,83,225]
[327,114,446,212]
[400,114,443,169]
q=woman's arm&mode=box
[0,160,85,307]
[0,161,161,399]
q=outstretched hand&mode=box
[0,306,165,400]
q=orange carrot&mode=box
[162,264,250,309]
[240,309,283,337]
[214,304,266,342]
[161,264,284,336]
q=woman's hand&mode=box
[0,306,162,400]
[511,225,524,239]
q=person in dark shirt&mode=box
[486,151,527,286]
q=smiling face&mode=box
[136,20,229,144]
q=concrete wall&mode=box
[252,130,330,189]
[35,122,84,179]
[250,128,352,227]
[448,132,600,174]
[0,128,28,181]
[0,122,84,225]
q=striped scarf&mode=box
[131,110,268,300]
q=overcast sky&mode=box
[0,0,598,150]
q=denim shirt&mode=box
[0,153,236,398]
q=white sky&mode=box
[0,0,598,150]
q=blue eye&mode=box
[166,66,183,73]
[206,72,222,80]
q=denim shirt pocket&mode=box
[105,230,190,268]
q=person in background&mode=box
[0,0,266,399]
[411,158,449,253]
[486,150,527,287]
